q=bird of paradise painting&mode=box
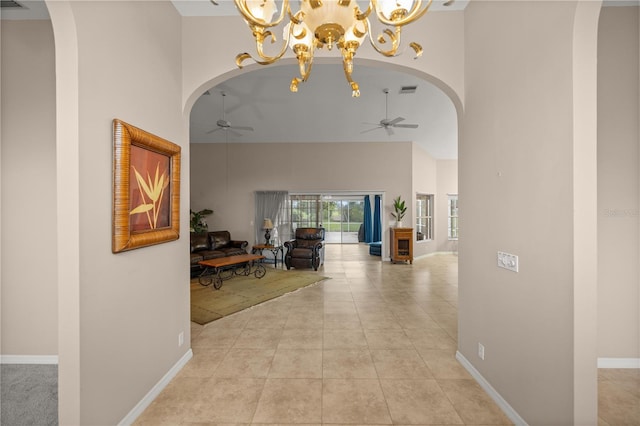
[129,145,170,232]
[112,119,181,253]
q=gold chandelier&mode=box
[231,0,431,97]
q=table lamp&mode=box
[262,218,274,245]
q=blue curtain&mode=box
[373,195,382,242]
[363,196,373,243]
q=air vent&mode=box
[1,0,25,8]
[399,85,418,94]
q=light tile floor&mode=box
[599,368,640,426]
[135,245,638,425]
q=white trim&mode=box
[598,358,640,368]
[456,351,528,426]
[118,349,193,426]
[0,355,59,365]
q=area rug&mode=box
[190,269,329,325]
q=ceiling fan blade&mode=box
[393,123,419,129]
[205,127,222,134]
[387,117,405,126]
[360,126,383,134]
[386,126,394,136]
[230,125,254,131]
[228,129,242,137]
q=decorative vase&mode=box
[396,221,403,228]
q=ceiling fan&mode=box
[206,92,254,136]
[361,88,419,136]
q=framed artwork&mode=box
[112,119,181,253]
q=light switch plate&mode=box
[497,251,519,272]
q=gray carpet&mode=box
[1,364,58,425]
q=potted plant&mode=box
[190,208,213,233]
[391,196,407,227]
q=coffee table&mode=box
[198,254,266,290]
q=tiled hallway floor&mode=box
[135,245,638,425]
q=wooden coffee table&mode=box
[198,254,266,290]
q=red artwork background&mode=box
[129,145,171,232]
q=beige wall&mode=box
[597,6,640,360]
[190,141,455,260]
[411,143,438,257]
[1,20,58,356]
[191,141,418,256]
[460,2,587,424]
[49,2,190,424]
[436,160,458,253]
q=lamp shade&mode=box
[262,218,274,229]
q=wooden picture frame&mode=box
[112,119,181,253]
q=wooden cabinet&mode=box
[390,227,413,264]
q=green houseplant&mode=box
[190,208,213,233]
[391,196,407,227]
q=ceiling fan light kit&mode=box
[230,0,433,97]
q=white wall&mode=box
[460,1,591,424]
[49,2,190,424]
[597,6,640,361]
[1,20,58,357]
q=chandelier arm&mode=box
[370,0,432,27]
[289,9,305,25]
[234,0,290,28]
[290,48,314,92]
[235,19,297,69]
[341,56,361,97]
[367,27,401,57]
[297,49,313,83]
[356,3,373,20]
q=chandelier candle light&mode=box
[231,0,431,97]
[263,218,275,245]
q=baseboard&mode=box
[118,349,193,426]
[598,357,640,368]
[456,351,528,426]
[0,355,59,365]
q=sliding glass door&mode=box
[322,197,363,244]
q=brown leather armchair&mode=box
[284,228,325,271]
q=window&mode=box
[448,194,459,240]
[416,194,433,241]
[290,195,322,229]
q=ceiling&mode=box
[6,0,637,160]
[184,1,463,160]
[190,63,459,159]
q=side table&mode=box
[252,244,284,268]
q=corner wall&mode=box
[460,1,590,424]
[1,20,58,358]
[597,5,640,362]
[49,2,191,424]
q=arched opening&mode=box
[185,60,462,261]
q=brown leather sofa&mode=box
[190,231,248,276]
[284,228,325,271]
